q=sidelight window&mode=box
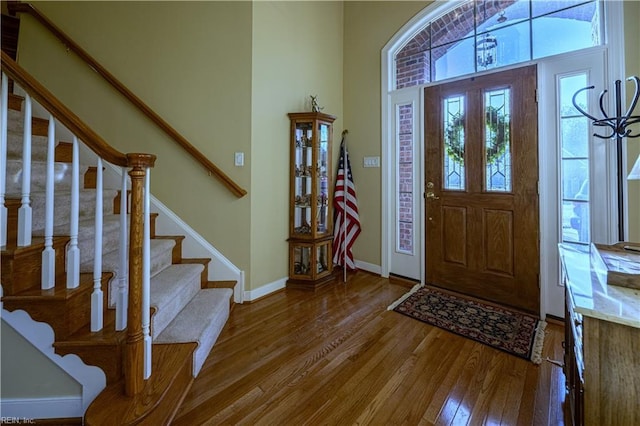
[560,73,591,244]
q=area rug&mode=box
[388,284,546,364]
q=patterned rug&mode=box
[388,285,546,364]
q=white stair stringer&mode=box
[155,287,232,376]
[0,287,106,418]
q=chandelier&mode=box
[476,33,498,68]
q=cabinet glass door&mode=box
[292,245,313,277]
[317,122,330,235]
[294,122,313,236]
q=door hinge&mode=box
[535,89,539,103]
[537,180,540,195]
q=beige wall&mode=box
[625,1,640,242]
[17,1,254,282]
[11,0,639,288]
[16,1,345,291]
[251,1,343,289]
[343,1,428,266]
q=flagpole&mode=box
[342,129,348,283]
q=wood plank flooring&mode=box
[174,272,569,425]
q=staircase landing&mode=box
[84,343,196,425]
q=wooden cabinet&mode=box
[560,244,640,426]
[287,112,336,290]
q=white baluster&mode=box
[66,136,80,288]
[143,168,151,379]
[41,115,56,289]
[91,158,104,332]
[17,94,32,246]
[0,73,8,247]
[116,168,128,331]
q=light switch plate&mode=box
[363,156,380,168]
[234,152,244,167]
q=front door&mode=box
[424,65,539,314]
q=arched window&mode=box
[394,0,602,89]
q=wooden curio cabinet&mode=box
[287,112,336,289]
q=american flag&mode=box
[333,141,361,270]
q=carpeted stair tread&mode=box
[4,158,88,195]
[32,210,120,241]
[103,237,177,307]
[27,190,119,234]
[81,237,176,276]
[6,129,49,161]
[155,287,232,375]
[150,263,204,339]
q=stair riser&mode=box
[1,236,68,295]
[1,273,112,340]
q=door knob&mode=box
[426,191,440,200]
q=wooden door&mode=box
[424,65,539,314]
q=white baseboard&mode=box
[244,277,287,302]
[0,396,83,419]
[243,261,381,302]
[355,260,381,275]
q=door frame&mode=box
[385,86,425,282]
[381,1,625,318]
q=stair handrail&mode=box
[1,51,153,168]
[2,50,152,396]
[9,1,247,198]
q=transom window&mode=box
[395,0,601,89]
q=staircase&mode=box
[1,56,233,423]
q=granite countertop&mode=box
[559,243,640,329]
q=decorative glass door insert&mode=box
[443,95,465,190]
[485,88,512,192]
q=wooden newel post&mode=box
[124,153,155,397]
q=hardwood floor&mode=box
[174,272,569,426]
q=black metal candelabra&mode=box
[572,76,640,241]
